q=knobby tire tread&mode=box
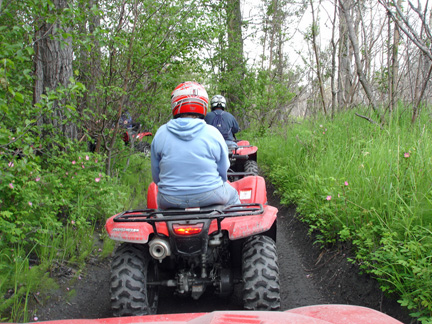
[242,235,280,311]
[110,243,158,316]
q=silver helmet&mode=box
[210,95,226,110]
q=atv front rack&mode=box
[113,203,264,235]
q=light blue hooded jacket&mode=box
[151,118,230,196]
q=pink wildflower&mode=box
[404,152,410,158]
[33,316,38,321]
[35,177,41,182]
[95,159,98,163]
[95,178,101,182]
[86,155,89,160]
[82,164,85,169]
[326,195,332,201]
[8,183,14,189]
[71,220,75,225]
[28,202,32,207]
[344,181,349,186]
[8,161,14,167]
[72,160,76,164]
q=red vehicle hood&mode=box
[18,305,403,324]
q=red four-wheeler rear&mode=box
[105,175,279,316]
[228,140,259,180]
[122,124,153,155]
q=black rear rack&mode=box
[113,204,264,236]
[114,203,263,223]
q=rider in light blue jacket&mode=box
[151,81,240,210]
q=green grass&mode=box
[249,108,432,323]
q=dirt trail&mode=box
[31,185,414,323]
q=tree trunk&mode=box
[226,0,245,113]
[389,0,401,113]
[330,1,338,118]
[339,0,386,125]
[34,0,76,141]
[337,0,353,109]
[310,0,327,115]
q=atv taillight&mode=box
[173,223,204,236]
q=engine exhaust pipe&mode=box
[149,237,171,260]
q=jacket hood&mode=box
[166,118,205,141]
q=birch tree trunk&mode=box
[330,1,338,117]
[337,0,353,109]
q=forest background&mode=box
[1,0,432,322]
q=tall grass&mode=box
[250,109,432,323]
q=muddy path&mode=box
[32,185,414,323]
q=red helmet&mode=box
[171,81,209,118]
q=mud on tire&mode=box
[242,235,280,310]
[110,243,159,316]
[244,160,258,175]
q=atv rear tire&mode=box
[242,235,280,310]
[110,243,159,316]
[244,160,259,175]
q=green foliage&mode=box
[254,109,432,322]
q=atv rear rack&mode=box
[113,204,264,236]
[114,203,263,223]
[227,171,257,177]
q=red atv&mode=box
[88,124,152,154]
[228,140,259,180]
[122,124,152,155]
[23,305,404,324]
[105,175,279,316]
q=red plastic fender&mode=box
[214,205,277,240]
[285,304,404,324]
[236,140,250,146]
[137,131,152,140]
[105,210,169,243]
[16,306,403,323]
[105,214,153,243]
[234,145,258,157]
[147,182,158,209]
[229,175,267,205]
